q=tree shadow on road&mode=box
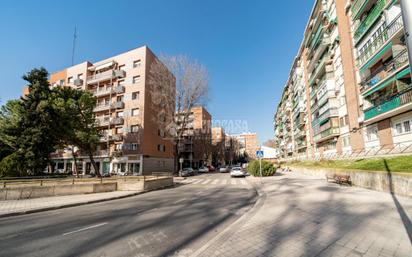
[384,159,412,244]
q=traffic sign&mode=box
[256,150,264,159]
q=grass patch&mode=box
[287,155,412,173]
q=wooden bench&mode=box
[325,174,351,185]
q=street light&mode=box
[400,0,412,76]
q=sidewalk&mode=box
[0,190,141,218]
[194,171,412,257]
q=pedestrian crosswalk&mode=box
[179,178,249,188]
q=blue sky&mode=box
[0,0,313,143]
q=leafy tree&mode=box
[51,87,100,176]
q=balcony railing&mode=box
[354,0,388,43]
[351,0,368,20]
[364,87,412,120]
[357,14,404,67]
[361,49,409,92]
[112,117,124,125]
[113,101,125,109]
[92,87,113,97]
[312,108,338,126]
[314,127,340,142]
[87,70,126,85]
[309,56,330,86]
[96,116,110,127]
[94,104,111,112]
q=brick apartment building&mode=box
[211,127,226,166]
[274,0,411,158]
[177,106,212,169]
[230,133,259,160]
[48,46,175,175]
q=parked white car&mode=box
[219,166,229,173]
[198,166,209,173]
[230,167,246,177]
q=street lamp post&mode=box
[400,0,412,76]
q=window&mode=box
[342,136,350,148]
[117,95,124,102]
[68,77,73,84]
[131,143,138,150]
[77,74,83,80]
[116,127,123,134]
[132,108,139,116]
[131,125,139,133]
[118,80,125,86]
[133,60,141,68]
[59,79,65,86]
[133,76,141,84]
[158,144,165,152]
[340,115,349,127]
[340,96,346,106]
[119,65,126,71]
[132,91,140,100]
[404,121,411,133]
[117,111,124,117]
[395,123,403,134]
[115,144,123,150]
[366,126,378,141]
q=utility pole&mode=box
[400,0,412,76]
[71,26,77,66]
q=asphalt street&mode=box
[0,173,256,257]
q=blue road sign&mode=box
[256,150,264,159]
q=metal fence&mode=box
[280,141,412,162]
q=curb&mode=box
[190,177,266,257]
[0,184,176,219]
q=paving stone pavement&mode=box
[0,190,140,216]
[195,171,412,257]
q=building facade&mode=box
[177,106,212,169]
[274,0,411,158]
[49,46,175,175]
[211,127,226,166]
[230,133,259,160]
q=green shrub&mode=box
[0,153,27,177]
[247,160,277,177]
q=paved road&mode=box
[0,173,256,257]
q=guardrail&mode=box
[280,140,412,162]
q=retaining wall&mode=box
[288,166,412,197]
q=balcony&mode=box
[309,55,331,86]
[92,87,113,97]
[314,127,340,143]
[364,87,412,122]
[312,108,338,126]
[112,134,123,141]
[94,104,111,112]
[96,116,110,127]
[114,86,125,94]
[361,49,409,93]
[74,79,83,86]
[308,34,331,68]
[354,0,388,43]
[113,101,125,109]
[357,14,404,67]
[112,117,124,125]
[87,70,126,85]
[351,0,368,20]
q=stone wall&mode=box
[144,177,174,191]
[142,157,174,175]
[288,166,412,197]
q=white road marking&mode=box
[241,180,246,185]
[201,179,211,185]
[231,180,237,185]
[221,180,227,185]
[192,179,202,184]
[173,198,186,204]
[212,179,219,185]
[62,222,108,236]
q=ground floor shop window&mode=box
[128,163,140,175]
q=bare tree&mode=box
[263,139,277,148]
[148,55,209,173]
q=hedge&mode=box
[247,160,277,177]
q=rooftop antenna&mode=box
[71,26,77,66]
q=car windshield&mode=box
[232,167,242,171]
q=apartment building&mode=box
[177,106,212,169]
[49,46,175,175]
[230,133,259,159]
[211,127,226,166]
[274,0,411,158]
